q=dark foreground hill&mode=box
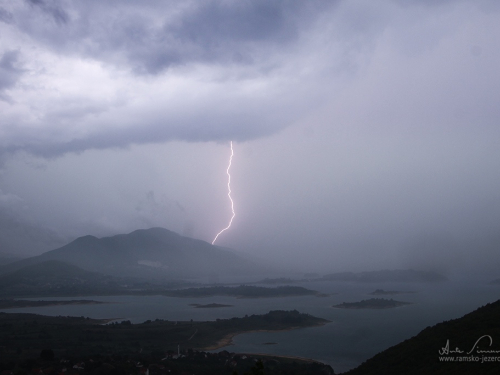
[0,227,261,279]
[343,299,500,375]
[0,310,329,357]
[0,310,334,374]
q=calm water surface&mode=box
[2,280,499,373]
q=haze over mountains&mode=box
[0,226,456,292]
[0,227,262,280]
[0,211,69,258]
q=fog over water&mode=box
[1,1,500,277]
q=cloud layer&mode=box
[2,0,496,160]
[0,0,338,159]
[1,1,500,274]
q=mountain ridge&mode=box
[0,227,261,279]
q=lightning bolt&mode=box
[212,141,235,245]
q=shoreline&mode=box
[246,352,326,364]
[203,322,329,351]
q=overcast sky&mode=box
[1,0,500,275]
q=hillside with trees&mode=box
[343,299,500,374]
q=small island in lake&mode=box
[333,298,412,309]
[368,289,416,296]
[189,303,233,308]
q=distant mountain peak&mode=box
[73,234,99,243]
[2,227,260,279]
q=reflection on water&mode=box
[2,280,499,373]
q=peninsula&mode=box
[0,309,329,360]
[189,303,233,308]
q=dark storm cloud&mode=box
[1,0,498,162]
[0,50,24,100]
[14,0,332,74]
[4,103,284,158]
[123,0,304,74]
[0,6,13,24]
[26,0,69,26]
[0,0,336,160]
[154,0,306,72]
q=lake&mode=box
[2,279,499,373]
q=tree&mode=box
[245,360,264,375]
